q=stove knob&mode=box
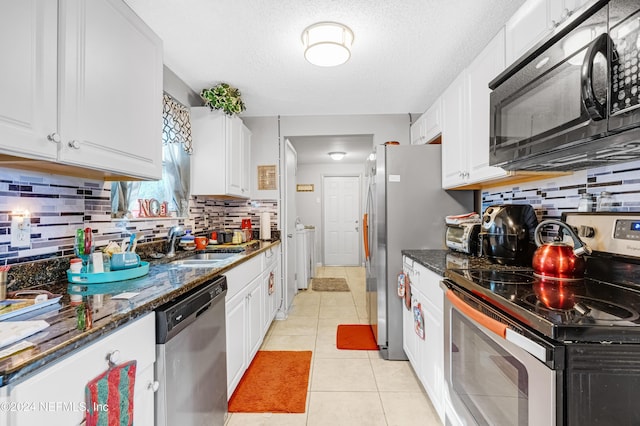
[578,225,595,238]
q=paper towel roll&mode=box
[260,212,271,240]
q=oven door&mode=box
[443,285,561,426]
[489,3,609,169]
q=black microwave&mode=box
[489,0,640,171]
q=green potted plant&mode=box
[200,83,246,116]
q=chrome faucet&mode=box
[166,225,185,258]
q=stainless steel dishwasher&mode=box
[155,275,227,426]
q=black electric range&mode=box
[444,212,640,344]
[446,263,640,343]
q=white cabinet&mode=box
[225,248,280,397]
[0,0,163,180]
[441,71,468,189]
[225,289,248,398]
[191,107,251,198]
[411,98,442,145]
[262,246,281,334]
[441,29,509,189]
[401,257,445,423]
[505,0,590,66]
[466,28,509,184]
[0,1,58,161]
[0,313,156,426]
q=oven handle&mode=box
[446,290,506,338]
[446,289,549,363]
[581,32,610,121]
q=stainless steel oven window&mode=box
[451,310,528,425]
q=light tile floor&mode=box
[225,266,442,426]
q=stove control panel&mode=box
[564,213,640,258]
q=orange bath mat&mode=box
[228,350,312,413]
[336,324,379,350]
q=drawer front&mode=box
[5,313,155,425]
[225,255,262,300]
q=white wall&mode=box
[280,114,410,147]
[296,162,366,265]
[243,116,279,201]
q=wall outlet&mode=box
[11,215,31,248]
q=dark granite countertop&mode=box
[402,249,533,277]
[0,240,281,387]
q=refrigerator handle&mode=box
[363,214,370,260]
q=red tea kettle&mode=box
[532,219,592,279]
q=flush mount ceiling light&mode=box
[329,151,346,160]
[302,22,354,67]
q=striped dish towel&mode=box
[85,360,137,426]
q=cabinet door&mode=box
[226,116,244,196]
[466,28,509,185]
[419,293,445,423]
[0,1,58,160]
[226,291,248,397]
[133,365,156,426]
[410,115,426,145]
[58,0,163,180]
[190,107,227,195]
[5,313,154,425]
[247,277,263,361]
[423,97,442,143]
[241,123,252,196]
[441,71,468,189]
[505,0,552,66]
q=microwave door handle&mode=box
[581,33,610,121]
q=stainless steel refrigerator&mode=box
[364,144,473,360]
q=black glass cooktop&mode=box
[445,263,640,343]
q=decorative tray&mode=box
[0,290,62,321]
[66,261,150,284]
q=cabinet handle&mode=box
[147,381,160,392]
[108,350,121,364]
[287,234,293,238]
[561,8,570,20]
[47,132,61,144]
[68,140,80,149]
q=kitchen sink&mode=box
[169,252,241,268]
[193,252,239,261]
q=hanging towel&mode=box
[85,360,137,426]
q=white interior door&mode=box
[323,175,361,266]
[283,140,297,313]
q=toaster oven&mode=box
[445,223,480,255]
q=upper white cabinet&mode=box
[0,0,163,180]
[411,98,442,145]
[441,29,509,189]
[466,28,509,184]
[505,0,590,66]
[191,107,251,198]
[0,1,58,161]
[441,71,468,189]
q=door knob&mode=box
[47,132,61,144]
[68,140,80,149]
[148,381,160,392]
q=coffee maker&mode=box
[479,204,539,266]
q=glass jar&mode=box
[596,191,615,212]
[577,193,592,212]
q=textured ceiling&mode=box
[124,0,525,117]
[288,134,373,165]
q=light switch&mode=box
[11,215,31,248]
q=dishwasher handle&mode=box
[196,302,212,318]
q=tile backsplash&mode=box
[0,167,278,266]
[482,159,640,220]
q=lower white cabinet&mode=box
[402,256,445,423]
[262,247,280,334]
[225,247,281,397]
[0,313,156,426]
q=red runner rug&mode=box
[228,350,312,413]
[336,324,378,350]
